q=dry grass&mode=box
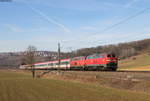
[119,53,150,71]
[42,70,150,93]
[0,70,150,101]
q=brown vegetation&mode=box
[65,38,150,59]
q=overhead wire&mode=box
[61,7,150,45]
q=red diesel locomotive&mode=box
[70,53,118,71]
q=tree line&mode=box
[64,38,150,59]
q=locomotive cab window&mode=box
[61,61,69,65]
[107,54,111,57]
[107,54,116,57]
[112,54,116,57]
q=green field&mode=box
[119,53,150,69]
[0,70,150,101]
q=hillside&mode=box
[119,52,150,70]
[0,51,58,69]
[0,70,150,101]
[68,38,150,59]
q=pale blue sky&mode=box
[0,0,150,52]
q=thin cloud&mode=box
[27,5,71,33]
[81,26,97,31]
[4,24,24,32]
[125,0,139,8]
[15,0,71,33]
[15,0,128,11]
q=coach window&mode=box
[55,62,59,65]
[49,63,53,66]
[61,62,67,65]
[66,61,69,64]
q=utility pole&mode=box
[58,43,61,70]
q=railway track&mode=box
[36,69,150,82]
[63,69,150,73]
[35,68,150,73]
[117,70,150,73]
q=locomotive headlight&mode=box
[106,59,111,61]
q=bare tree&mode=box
[24,45,37,78]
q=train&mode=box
[20,53,118,71]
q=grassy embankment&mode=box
[0,70,150,101]
[119,53,150,70]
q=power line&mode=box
[91,7,150,36]
[63,7,150,44]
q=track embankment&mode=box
[36,70,150,93]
